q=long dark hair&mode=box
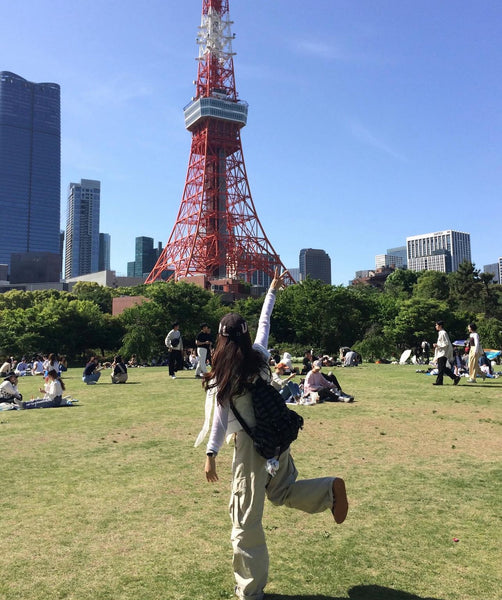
[47,369,65,391]
[203,312,268,406]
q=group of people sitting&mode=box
[0,369,74,410]
[270,350,355,405]
[0,354,68,378]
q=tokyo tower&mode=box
[145,0,294,286]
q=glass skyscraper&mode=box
[0,71,61,272]
[65,179,101,278]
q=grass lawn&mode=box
[1,364,500,600]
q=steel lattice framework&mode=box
[145,0,294,285]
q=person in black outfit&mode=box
[301,350,313,375]
[195,323,213,378]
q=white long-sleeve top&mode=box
[434,329,453,362]
[194,288,276,454]
[43,379,63,400]
[0,380,21,399]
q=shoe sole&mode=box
[332,478,348,524]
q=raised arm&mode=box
[253,268,288,352]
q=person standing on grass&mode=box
[467,323,485,383]
[432,321,460,386]
[195,269,348,600]
[195,323,212,379]
[165,322,183,379]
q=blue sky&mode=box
[3,0,501,284]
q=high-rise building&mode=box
[299,248,332,284]
[127,237,163,278]
[483,260,501,284]
[99,233,111,272]
[65,179,101,278]
[406,230,471,273]
[0,71,61,274]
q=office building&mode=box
[99,233,111,272]
[406,230,471,274]
[483,260,501,284]
[65,179,101,278]
[299,248,332,284]
[127,237,163,278]
[387,246,407,267]
[288,268,300,283]
[10,252,61,284]
[0,71,61,274]
[375,254,404,269]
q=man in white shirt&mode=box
[433,321,460,386]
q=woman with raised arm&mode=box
[195,269,349,600]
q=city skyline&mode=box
[1,1,501,285]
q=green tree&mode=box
[72,281,113,313]
[413,271,450,300]
[384,269,419,299]
[385,297,450,348]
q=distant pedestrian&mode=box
[467,323,484,383]
[195,323,212,379]
[433,321,460,386]
[165,322,183,379]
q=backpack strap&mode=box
[229,398,255,440]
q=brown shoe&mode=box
[332,478,348,524]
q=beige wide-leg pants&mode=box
[230,430,334,600]
[468,349,482,380]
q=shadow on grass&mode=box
[266,585,444,600]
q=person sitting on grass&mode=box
[271,362,301,403]
[14,369,70,409]
[0,372,23,404]
[303,360,354,403]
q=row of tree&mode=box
[0,261,500,363]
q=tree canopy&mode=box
[0,262,501,363]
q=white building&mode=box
[406,230,471,273]
[375,254,404,269]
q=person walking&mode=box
[165,322,183,379]
[467,323,484,383]
[195,269,348,600]
[195,323,212,378]
[433,321,460,386]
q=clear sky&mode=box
[3,0,501,284]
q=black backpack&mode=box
[230,377,304,459]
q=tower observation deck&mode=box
[145,0,293,286]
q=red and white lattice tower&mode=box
[145,0,294,285]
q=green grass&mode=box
[1,365,501,600]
